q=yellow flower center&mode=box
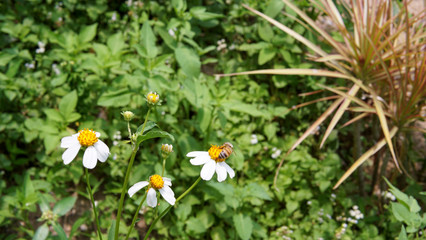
[147,92,159,104]
[149,174,164,189]
[77,129,98,147]
[208,145,226,162]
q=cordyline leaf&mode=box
[318,84,371,109]
[340,112,370,129]
[372,96,401,172]
[218,68,351,79]
[242,4,347,74]
[333,126,398,189]
[348,107,393,117]
[292,95,340,110]
[273,97,344,190]
[314,54,349,62]
[319,84,360,148]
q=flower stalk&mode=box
[125,192,147,240]
[144,177,202,240]
[85,168,103,240]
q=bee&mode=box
[218,142,234,160]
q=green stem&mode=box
[85,168,103,240]
[127,121,132,140]
[114,109,151,240]
[143,177,202,240]
[161,158,166,177]
[125,193,147,240]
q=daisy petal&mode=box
[94,140,110,162]
[146,188,157,208]
[62,144,81,165]
[83,146,98,169]
[186,151,209,158]
[61,135,78,148]
[159,186,176,205]
[200,160,216,181]
[190,155,211,166]
[163,177,172,186]
[95,132,100,138]
[128,181,149,197]
[222,162,235,179]
[216,162,227,182]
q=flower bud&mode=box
[121,111,135,121]
[146,91,160,105]
[161,144,173,158]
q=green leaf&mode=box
[59,90,78,119]
[66,112,81,123]
[52,223,68,240]
[197,107,212,133]
[265,0,285,18]
[33,224,49,240]
[107,220,116,240]
[264,123,277,140]
[243,183,272,201]
[140,21,157,58]
[0,52,16,66]
[233,214,253,240]
[107,33,126,55]
[175,47,200,78]
[190,7,223,21]
[79,24,98,43]
[136,121,158,135]
[258,47,276,65]
[24,172,35,198]
[136,130,174,145]
[53,196,76,216]
[258,22,274,42]
[43,109,64,122]
[222,100,269,118]
[97,89,131,107]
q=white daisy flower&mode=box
[186,143,235,182]
[60,129,110,169]
[128,175,176,208]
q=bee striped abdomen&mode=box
[218,142,234,161]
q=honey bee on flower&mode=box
[187,142,235,182]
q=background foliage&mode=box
[0,0,424,239]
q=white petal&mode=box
[186,151,209,158]
[95,132,100,138]
[83,146,98,169]
[146,188,157,208]
[62,144,80,165]
[94,140,110,162]
[159,186,176,205]
[190,155,211,166]
[216,162,227,182]
[61,135,79,148]
[128,181,149,197]
[163,177,172,186]
[200,160,216,181]
[222,162,235,179]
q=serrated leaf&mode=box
[258,47,276,65]
[59,90,78,119]
[107,33,125,55]
[258,21,274,42]
[53,196,76,216]
[243,183,272,201]
[107,220,116,240]
[97,89,131,107]
[140,21,157,58]
[398,225,408,240]
[24,172,35,198]
[233,214,253,240]
[79,24,98,43]
[43,109,64,122]
[52,223,68,240]
[0,52,16,66]
[136,130,174,145]
[136,121,158,135]
[175,47,200,78]
[33,224,49,240]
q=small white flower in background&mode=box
[307,200,312,205]
[111,12,117,21]
[36,41,46,54]
[228,43,236,50]
[161,144,173,158]
[126,0,132,7]
[215,75,220,82]
[382,191,396,201]
[271,148,282,159]
[250,134,258,145]
[349,205,364,220]
[61,129,110,169]
[52,64,61,75]
[128,174,176,208]
[168,28,176,38]
[187,143,235,182]
[112,154,117,160]
[25,62,35,69]
[216,39,227,51]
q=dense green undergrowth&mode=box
[0,0,424,239]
